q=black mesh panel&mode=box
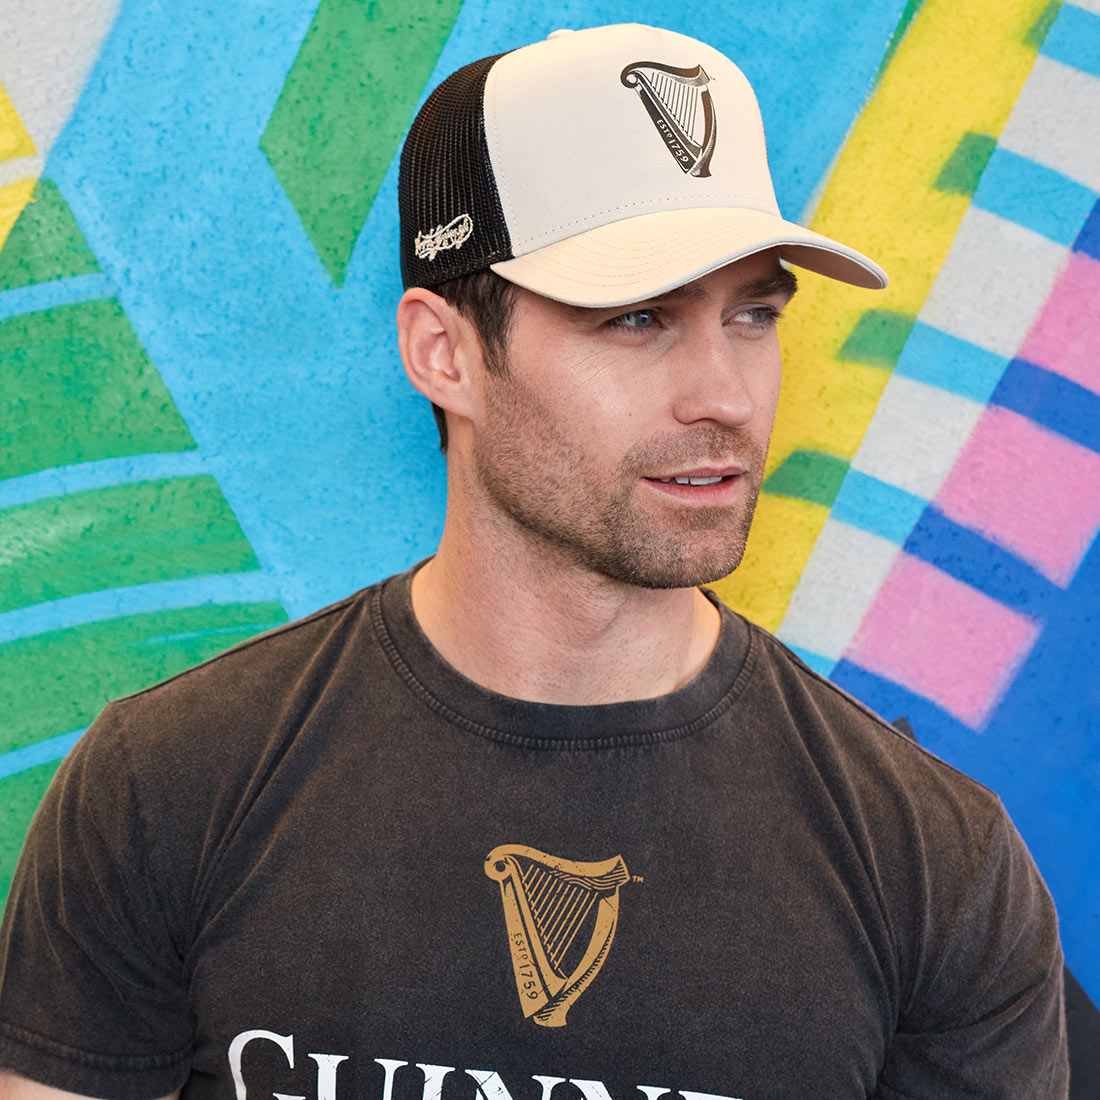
[399,53,513,289]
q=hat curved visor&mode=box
[490,206,887,307]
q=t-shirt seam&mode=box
[0,1016,191,1071]
[370,586,761,750]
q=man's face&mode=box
[468,251,792,589]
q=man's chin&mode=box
[592,539,750,591]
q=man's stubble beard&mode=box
[472,369,768,590]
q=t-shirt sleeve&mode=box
[0,705,194,1100]
[875,806,1069,1099]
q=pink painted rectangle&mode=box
[848,554,1039,729]
[934,405,1100,585]
[1021,252,1100,395]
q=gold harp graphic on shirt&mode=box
[621,61,716,177]
[484,844,632,1027]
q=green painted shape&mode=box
[0,178,101,292]
[764,449,850,507]
[837,309,917,368]
[933,132,997,197]
[0,476,261,614]
[1,761,58,905]
[260,0,464,285]
[0,299,196,482]
[872,0,925,90]
[1025,0,1063,47]
[0,602,287,754]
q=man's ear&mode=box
[396,287,481,422]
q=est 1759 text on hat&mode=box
[399,23,887,308]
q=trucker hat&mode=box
[398,23,887,307]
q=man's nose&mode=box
[669,326,760,428]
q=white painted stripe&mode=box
[0,573,283,646]
[998,54,1100,191]
[850,375,986,500]
[777,522,900,660]
[919,206,1069,358]
[0,0,122,154]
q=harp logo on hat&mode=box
[414,213,474,261]
[621,61,716,178]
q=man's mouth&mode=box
[644,466,744,487]
[649,475,728,486]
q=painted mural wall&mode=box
[1,0,1098,1015]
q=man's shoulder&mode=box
[738,616,1007,823]
[80,579,394,772]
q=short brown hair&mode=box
[429,270,518,452]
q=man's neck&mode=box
[409,530,722,706]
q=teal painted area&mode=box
[0,179,101,292]
[0,477,260,614]
[261,0,465,284]
[934,133,997,197]
[838,310,917,368]
[764,450,850,507]
[0,299,196,482]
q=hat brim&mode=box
[490,206,887,307]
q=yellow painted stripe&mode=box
[714,0,1049,631]
[0,81,36,163]
[0,178,36,253]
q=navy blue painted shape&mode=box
[1075,198,1100,261]
[903,507,1060,615]
[991,359,1100,454]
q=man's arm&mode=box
[0,1072,179,1100]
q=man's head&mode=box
[396,24,884,583]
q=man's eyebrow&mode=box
[737,268,799,303]
[563,266,799,319]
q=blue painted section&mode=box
[1075,198,1100,260]
[832,470,928,544]
[972,146,1097,247]
[932,526,1100,1002]
[0,453,206,511]
[784,643,837,677]
[991,358,1100,454]
[1041,3,1100,80]
[904,508,1061,614]
[46,0,906,620]
[0,729,86,781]
[0,573,284,646]
[0,275,116,322]
[894,321,1010,404]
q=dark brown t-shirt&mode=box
[0,570,1068,1099]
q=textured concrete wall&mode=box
[1,0,1097,1002]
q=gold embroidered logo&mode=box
[484,844,635,1027]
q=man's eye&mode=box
[733,306,782,327]
[610,308,657,329]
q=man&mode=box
[0,23,1068,1100]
